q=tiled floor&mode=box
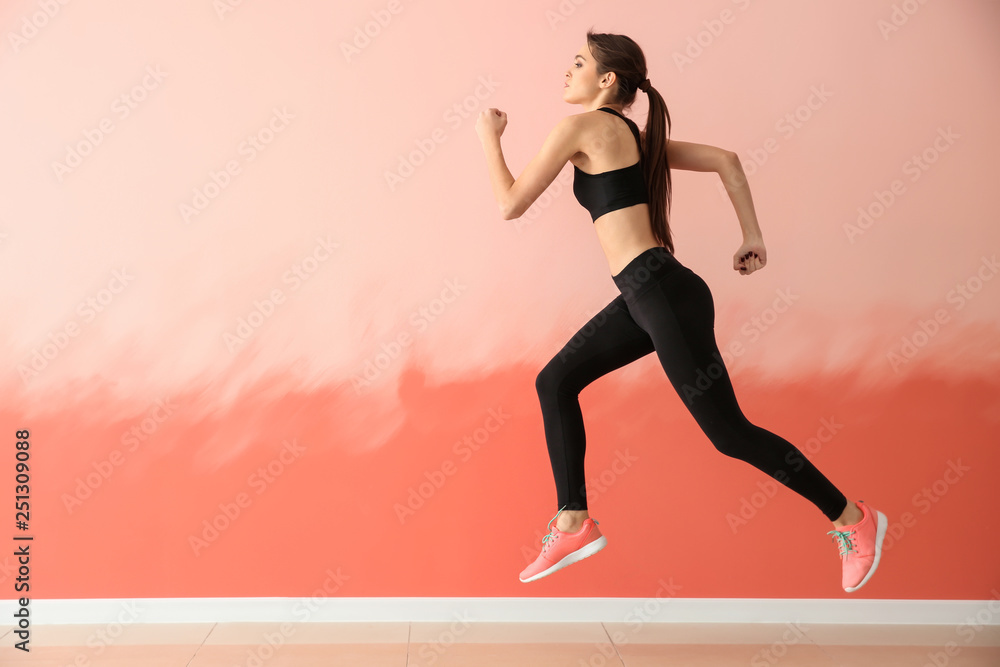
[2,621,999,666]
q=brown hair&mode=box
[586,30,674,255]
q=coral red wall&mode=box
[1,0,998,601]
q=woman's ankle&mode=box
[557,509,589,530]
[832,500,863,528]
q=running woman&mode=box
[476,31,887,592]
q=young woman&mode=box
[476,31,887,592]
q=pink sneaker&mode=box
[827,499,887,592]
[519,507,607,583]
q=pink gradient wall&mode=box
[1,0,998,601]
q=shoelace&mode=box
[541,505,599,552]
[827,528,857,557]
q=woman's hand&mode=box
[476,107,507,142]
[733,237,766,275]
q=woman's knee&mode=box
[535,363,568,398]
[698,416,754,459]
[709,435,748,460]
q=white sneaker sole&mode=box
[519,535,608,583]
[845,510,887,593]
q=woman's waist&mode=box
[611,245,688,298]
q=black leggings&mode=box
[535,246,848,522]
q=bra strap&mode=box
[596,107,643,153]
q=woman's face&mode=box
[563,42,608,104]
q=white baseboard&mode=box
[4,597,1000,625]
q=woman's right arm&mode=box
[666,139,732,172]
[667,140,763,242]
[667,140,765,274]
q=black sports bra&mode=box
[572,107,649,222]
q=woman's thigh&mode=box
[625,271,745,424]
[537,293,656,396]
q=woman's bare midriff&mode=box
[594,203,662,276]
[572,109,664,276]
